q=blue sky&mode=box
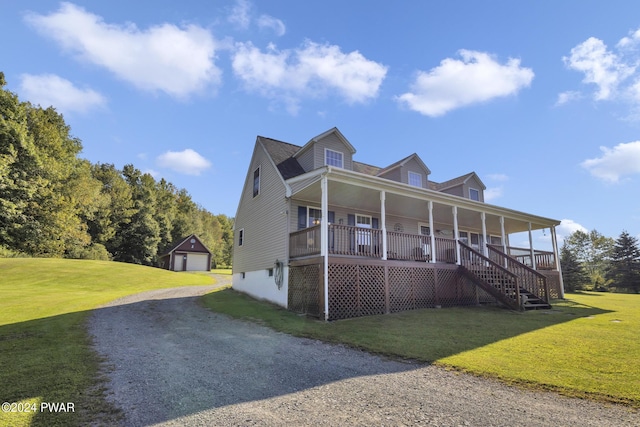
[3,0,640,247]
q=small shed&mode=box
[158,234,212,271]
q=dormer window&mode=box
[408,171,422,187]
[325,149,344,168]
[469,188,480,201]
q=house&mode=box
[158,234,212,272]
[232,127,563,320]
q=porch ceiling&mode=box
[288,171,557,235]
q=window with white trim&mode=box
[308,207,322,227]
[325,149,344,168]
[408,171,422,187]
[469,188,480,201]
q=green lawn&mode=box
[202,289,640,407]
[0,258,214,427]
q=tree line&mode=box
[561,229,640,293]
[1,72,233,267]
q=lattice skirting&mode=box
[327,260,497,320]
[539,270,562,299]
[288,263,322,317]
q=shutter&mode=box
[298,206,307,230]
[328,211,335,224]
[347,214,355,226]
[372,218,379,229]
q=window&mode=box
[268,268,273,277]
[238,229,244,246]
[253,167,260,197]
[408,171,422,187]
[418,222,431,236]
[308,207,322,226]
[469,188,480,201]
[325,149,344,168]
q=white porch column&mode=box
[528,222,537,269]
[321,175,329,320]
[481,212,488,257]
[380,191,387,260]
[500,216,508,268]
[453,206,461,265]
[551,225,565,298]
[429,201,436,263]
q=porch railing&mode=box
[290,225,458,262]
[289,225,321,258]
[490,245,556,270]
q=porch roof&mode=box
[286,166,560,234]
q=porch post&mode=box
[500,216,508,268]
[453,206,461,265]
[481,211,488,257]
[380,191,387,260]
[429,200,436,263]
[528,222,537,269]
[321,175,329,320]
[551,225,565,298]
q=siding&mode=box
[233,141,288,274]
[295,133,354,172]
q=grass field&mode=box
[2,258,637,427]
[202,288,640,407]
[0,258,215,427]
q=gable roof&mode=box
[431,171,486,191]
[160,234,211,257]
[293,127,356,159]
[377,153,431,176]
[258,136,306,180]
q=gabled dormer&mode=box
[377,153,431,189]
[432,172,486,202]
[293,127,356,172]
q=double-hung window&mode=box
[325,149,344,168]
[469,188,480,201]
[408,171,422,187]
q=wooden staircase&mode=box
[458,242,551,311]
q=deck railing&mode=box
[290,225,458,262]
[490,245,556,270]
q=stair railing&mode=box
[458,241,521,309]
[486,245,550,304]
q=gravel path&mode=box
[89,275,639,426]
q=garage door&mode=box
[186,253,209,271]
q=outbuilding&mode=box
[159,234,212,272]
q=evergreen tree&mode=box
[560,242,589,292]
[606,231,640,293]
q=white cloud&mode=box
[563,37,634,101]
[396,50,534,117]
[556,219,588,243]
[156,149,212,175]
[228,0,251,29]
[257,15,285,36]
[581,141,640,182]
[232,40,387,113]
[484,187,503,202]
[19,73,106,114]
[487,173,509,182]
[25,2,221,98]
[555,90,583,106]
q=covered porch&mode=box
[285,167,563,320]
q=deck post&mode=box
[380,191,387,260]
[551,225,565,298]
[429,201,436,263]
[500,216,508,268]
[528,222,537,270]
[481,211,488,258]
[453,206,461,265]
[321,175,329,320]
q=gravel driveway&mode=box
[89,275,638,426]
